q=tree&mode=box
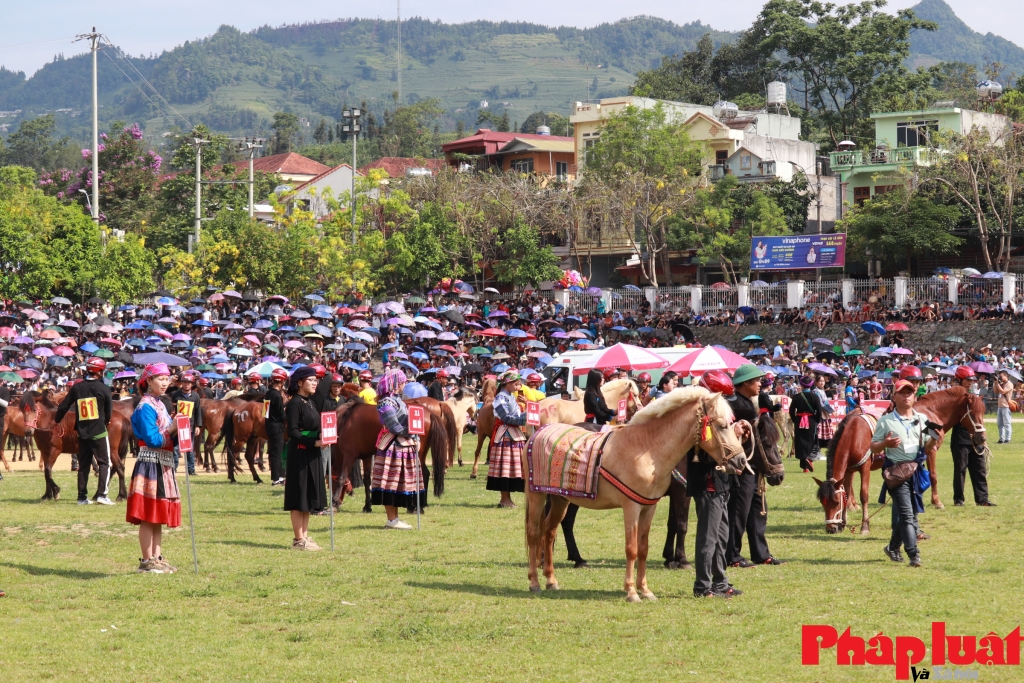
[923,126,1024,271]
[519,111,572,136]
[492,220,562,287]
[497,111,511,133]
[313,118,328,145]
[842,187,962,272]
[1,114,72,171]
[95,235,155,305]
[631,34,720,105]
[756,0,936,148]
[379,99,447,157]
[581,103,706,286]
[271,112,301,153]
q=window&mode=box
[715,150,728,164]
[740,154,752,170]
[854,186,870,205]
[511,158,534,173]
[556,161,568,179]
[896,120,938,147]
[874,184,901,196]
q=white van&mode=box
[541,346,701,395]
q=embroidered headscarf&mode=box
[138,363,170,391]
[376,368,407,398]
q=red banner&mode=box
[617,398,628,422]
[320,411,338,445]
[408,404,426,435]
[176,414,193,453]
[526,401,540,426]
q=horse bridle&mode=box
[960,395,988,449]
[824,478,847,527]
[695,398,749,474]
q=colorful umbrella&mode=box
[572,343,669,376]
[667,347,751,376]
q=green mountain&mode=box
[0,18,735,140]
[908,0,1024,78]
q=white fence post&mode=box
[948,275,959,305]
[644,287,656,310]
[737,283,749,308]
[787,280,804,309]
[842,278,854,310]
[600,288,613,312]
[554,289,568,308]
[1003,273,1016,303]
[894,276,908,308]
[690,286,703,314]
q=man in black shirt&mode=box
[950,367,993,506]
[0,382,9,480]
[169,371,203,476]
[54,358,114,505]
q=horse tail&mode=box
[439,402,459,465]
[427,415,447,498]
[221,407,236,457]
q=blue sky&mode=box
[0,0,1018,76]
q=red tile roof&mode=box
[228,152,331,177]
[442,129,573,156]
[359,157,446,178]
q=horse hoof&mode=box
[641,592,657,601]
[545,582,559,591]
[458,461,463,467]
[626,594,642,604]
[933,502,945,510]
[469,474,477,479]
[529,585,542,593]
[362,507,373,514]
[860,527,870,536]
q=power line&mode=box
[0,37,77,52]
[102,35,191,128]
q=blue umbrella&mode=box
[410,351,429,360]
[567,286,584,293]
[191,320,213,327]
[403,381,428,398]
[187,306,205,314]
[746,348,768,356]
[506,329,529,338]
[861,321,886,336]
[155,297,176,306]
[80,342,99,353]
[254,320,273,329]
[398,361,420,373]
[127,339,148,347]
[523,340,547,348]
[132,352,192,367]
[46,356,69,367]
[934,267,953,275]
[857,370,878,378]
[117,304,136,311]
[742,334,763,342]
[492,363,510,373]
[623,284,641,291]
[344,343,368,352]
[304,294,325,302]
[137,308,158,317]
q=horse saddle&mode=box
[526,424,611,500]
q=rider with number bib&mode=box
[54,357,114,505]
[169,371,203,476]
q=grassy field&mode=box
[1,426,1022,682]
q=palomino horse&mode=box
[444,389,478,467]
[816,387,986,534]
[523,387,748,602]
[470,381,634,479]
[33,394,133,501]
[662,408,785,569]
[330,398,449,512]
[1,393,39,470]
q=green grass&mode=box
[1,425,1022,682]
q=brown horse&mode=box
[444,389,478,467]
[200,397,250,473]
[33,394,133,501]
[329,398,448,513]
[524,387,747,601]
[221,400,270,484]
[1,393,39,469]
[816,387,986,534]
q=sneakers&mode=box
[271,478,285,486]
[762,556,786,565]
[95,496,115,506]
[154,556,177,573]
[729,558,756,568]
[291,538,308,550]
[908,555,923,568]
[303,537,322,551]
[979,501,998,506]
[77,499,93,506]
[883,544,904,563]
[136,558,164,573]
[384,519,413,530]
[694,590,731,599]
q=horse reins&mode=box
[748,413,783,516]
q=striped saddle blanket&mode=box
[527,424,613,500]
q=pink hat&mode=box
[138,362,171,389]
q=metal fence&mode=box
[959,277,1003,306]
[801,280,843,307]
[609,288,646,313]
[566,290,600,313]
[652,286,691,313]
[848,279,895,308]
[700,286,739,313]
[905,277,947,308]
[748,283,786,309]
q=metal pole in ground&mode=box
[323,446,335,551]
[414,439,422,531]
[183,466,198,574]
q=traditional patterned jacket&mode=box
[493,390,527,442]
[377,395,409,436]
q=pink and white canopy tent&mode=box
[572,343,670,376]
[667,346,752,377]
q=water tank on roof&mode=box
[977,80,1003,101]
[405,167,432,178]
[713,100,738,120]
[767,81,787,108]
[536,125,551,136]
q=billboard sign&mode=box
[750,233,846,270]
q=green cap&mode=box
[731,364,764,385]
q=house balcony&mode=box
[829,146,931,170]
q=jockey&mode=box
[635,372,653,405]
[950,365,993,507]
[488,370,528,508]
[265,367,288,485]
[168,370,203,476]
[357,370,377,405]
[373,369,421,530]
[868,374,884,400]
[520,372,545,402]
[898,365,926,398]
[246,371,266,398]
[54,357,114,506]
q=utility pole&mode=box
[75,28,102,224]
[238,137,264,217]
[342,108,362,244]
[397,0,401,104]
[191,137,209,253]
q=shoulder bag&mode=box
[882,413,922,489]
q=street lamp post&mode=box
[238,137,264,218]
[342,108,362,244]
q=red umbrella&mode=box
[667,346,752,376]
[355,305,370,313]
[572,343,670,376]
[710,282,732,291]
[16,368,39,379]
[336,307,355,315]
[52,346,75,357]
[885,323,909,332]
[99,337,123,346]
[477,328,506,337]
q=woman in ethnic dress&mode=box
[487,370,528,508]
[126,363,181,574]
[373,368,423,530]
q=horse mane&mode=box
[336,399,367,431]
[602,378,638,396]
[18,391,36,412]
[824,409,859,479]
[38,389,58,409]
[630,386,732,426]
[480,378,497,403]
[816,477,840,504]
